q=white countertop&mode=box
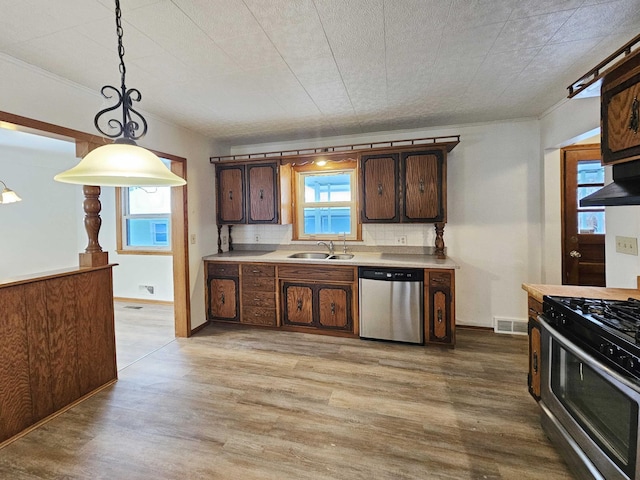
[203,250,458,269]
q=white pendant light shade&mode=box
[54,142,185,187]
[0,182,22,203]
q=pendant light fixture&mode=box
[54,0,185,187]
[0,180,22,204]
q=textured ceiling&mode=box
[1,0,639,146]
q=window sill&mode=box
[115,249,173,256]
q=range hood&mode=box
[581,160,640,206]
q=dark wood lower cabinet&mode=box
[240,264,276,326]
[527,296,543,401]
[282,282,353,332]
[206,263,239,322]
[425,269,455,346]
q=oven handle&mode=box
[538,315,640,396]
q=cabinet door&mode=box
[208,278,239,321]
[602,70,640,164]
[282,284,313,325]
[217,165,245,224]
[425,271,455,346]
[402,151,444,222]
[527,296,543,401]
[318,285,351,330]
[361,154,399,222]
[247,164,278,223]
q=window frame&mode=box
[116,186,173,255]
[292,160,361,241]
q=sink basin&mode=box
[287,252,330,259]
[328,254,354,260]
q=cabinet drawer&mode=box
[207,262,239,278]
[241,264,275,277]
[278,265,355,282]
[242,291,276,308]
[241,306,277,326]
[429,271,451,287]
[242,277,275,291]
[528,296,543,319]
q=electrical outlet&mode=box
[222,235,227,245]
[616,236,639,255]
[395,235,407,245]
[190,233,196,245]
[255,234,261,243]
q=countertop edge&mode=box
[203,251,458,269]
[1,264,118,289]
[522,283,640,303]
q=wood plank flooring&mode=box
[0,324,574,479]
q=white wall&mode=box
[0,139,82,278]
[229,119,542,328]
[0,53,219,329]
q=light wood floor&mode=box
[114,301,175,370]
[0,324,574,479]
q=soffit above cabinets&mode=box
[1,0,640,145]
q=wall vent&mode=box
[494,317,528,335]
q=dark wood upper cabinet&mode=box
[216,164,245,224]
[602,50,640,165]
[361,148,446,224]
[402,150,444,222]
[247,164,277,223]
[215,162,291,225]
[360,153,399,222]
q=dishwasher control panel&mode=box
[358,267,424,282]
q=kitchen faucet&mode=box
[317,240,334,255]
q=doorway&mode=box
[561,144,606,286]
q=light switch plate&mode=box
[615,236,638,256]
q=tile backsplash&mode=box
[226,224,437,248]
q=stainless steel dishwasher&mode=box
[358,267,424,344]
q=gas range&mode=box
[543,295,640,381]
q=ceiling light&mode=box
[0,180,22,204]
[54,0,185,187]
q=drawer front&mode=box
[241,306,277,326]
[429,271,451,287]
[241,264,275,277]
[242,277,275,291]
[242,291,276,308]
[278,265,355,282]
[528,296,543,319]
[207,262,239,278]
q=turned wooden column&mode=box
[79,185,109,267]
[434,222,446,259]
[76,140,109,268]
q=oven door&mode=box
[540,317,640,480]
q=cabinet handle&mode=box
[229,190,233,200]
[221,293,225,305]
[630,96,639,134]
[252,269,260,273]
[377,183,383,195]
[419,179,425,193]
[437,309,443,323]
[331,302,335,315]
[259,188,264,200]
[533,351,538,374]
[297,299,302,311]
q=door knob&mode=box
[570,250,582,258]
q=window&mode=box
[576,160,605,234]
[294,163,358,240]
[117,186,172,253]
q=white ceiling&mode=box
[1,0,639,146]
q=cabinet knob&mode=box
[569,250,582,258]
[377,183,383,195]
[419,179,425,193]
[259,188,264,200]
[533,351,539,374]
[229,190,233,200]
[630,96,639,134]
[437,309,443,323]
[221,293,226,305]
[331,302,336,315]
[297,299,302,311]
